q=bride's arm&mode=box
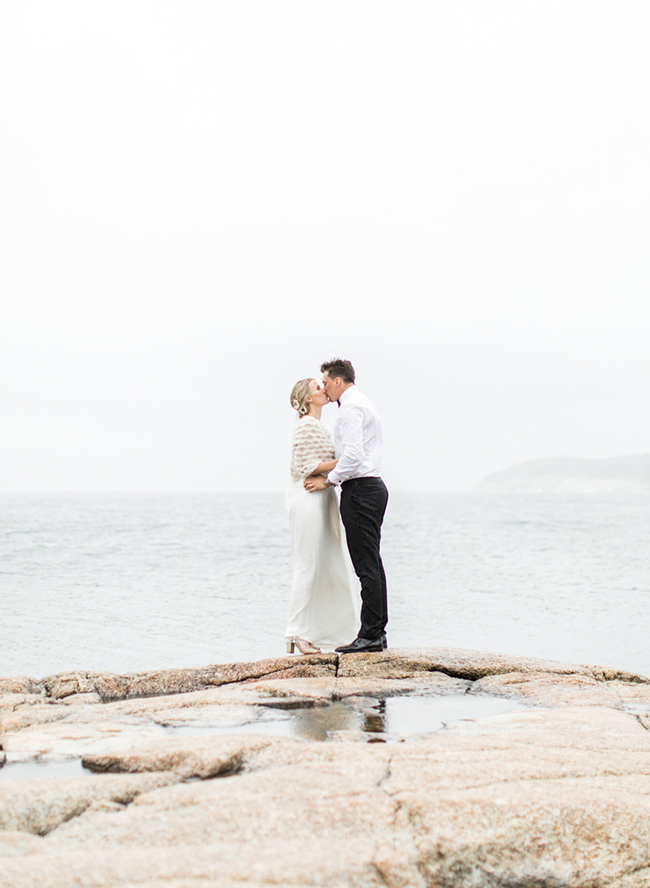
[306,459,338,476]
[293,424,329,477]
[294,422,338,479]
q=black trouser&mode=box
[340,477,389,640]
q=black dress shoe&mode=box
[336,636,384,654]
[380,632,388,650]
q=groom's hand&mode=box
[304,476,327,493]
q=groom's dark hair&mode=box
[320,358,355,384]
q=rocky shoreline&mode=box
[2,647,650,886]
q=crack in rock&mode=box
[0,772,182,837]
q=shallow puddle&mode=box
[0,758,89,781]
[167,692,527,741]
[0,693,527,780]
[377,692,526,736]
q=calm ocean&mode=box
[1,491,649,680]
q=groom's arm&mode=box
[326,407,364,486]
[304,407,365,492]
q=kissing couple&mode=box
[285,358,389,655]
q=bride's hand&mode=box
[305,476,327,493]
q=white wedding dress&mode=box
[285,416,359,651]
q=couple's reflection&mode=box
[289,699,387,741]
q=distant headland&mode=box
[476,454,650,492]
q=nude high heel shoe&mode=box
[286,638,320,655]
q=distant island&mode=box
[476,454,650,492]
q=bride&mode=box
[285,378,358,654]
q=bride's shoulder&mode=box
[293,416,326,436]
[293,416,317,434]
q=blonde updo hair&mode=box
[290,378,313,418]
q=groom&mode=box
[305,358,389,653]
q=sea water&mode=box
[1,491,649,679]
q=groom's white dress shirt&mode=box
[327,386,383,487]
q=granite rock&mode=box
[1,715,172,763]
[82,735,279,779]
[41,672,98,700]
[4,649,647,706]
[2,648,650,886]
[0,700,70,735]
[472,670,623,708]
[0,772,181,835]
[337,646,612,681]
[2,707,650,886]
[0,678,45,697]
[473,671,650,714]
[92,654,339,702]
[62,692,103,706]
[0,830,45,858]
[0,693,55,713]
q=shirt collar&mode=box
[338,385,355,406]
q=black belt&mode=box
[341,476,383,488]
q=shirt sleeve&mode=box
[292,423,323,477]
[328,406,365,486]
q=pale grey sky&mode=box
[2,1,649,491]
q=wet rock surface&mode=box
[1,647,650,886]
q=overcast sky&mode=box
[2,1,649,491]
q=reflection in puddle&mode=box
[161,701,360,742]
[166,693,527,741]
[291,693,527,739]
[289,701,363,741]
[363,699,386,734]
[0,693,528,780]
